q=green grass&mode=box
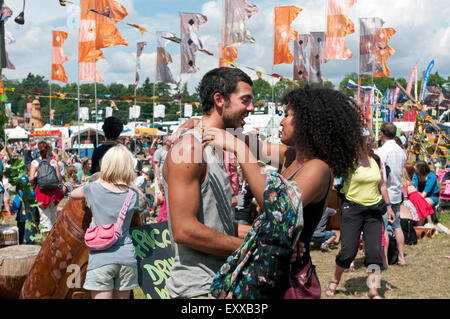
[313,210,450,299]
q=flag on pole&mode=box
[135,41,147,88]
[180,13,207,74]
[405,63,418,95]
[273,6,302,65]
[78,0,128,82]
[359,17,385,74]
[156,31,176,84]
[372,28,396,78]
[421,60,435,102]
[223,0,258,47]
[293,34,309,81]
[324,0,357,61]
[52,31,69,83]
[309,32,326,83]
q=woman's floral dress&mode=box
[210,172,303,299]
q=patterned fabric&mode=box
[210,172,303,299]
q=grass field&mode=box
[133,211,450,299]
[311,211,450,299]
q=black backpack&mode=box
[400,218,418,245]
[36,159,59,190]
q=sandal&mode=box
[325,280,339,297]
[368,292,383,299]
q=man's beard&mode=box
[222,100,243,129]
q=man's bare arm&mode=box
[165,136,244,256]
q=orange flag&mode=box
[373,28,396,77]
[274,6,302,65]
[51,31,69,83]
[78,0,128,82]
[324,0,357,61]
[219,45,238,67]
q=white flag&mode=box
[154,104,165,118]
[105,107,113,118]
[184,103,193,118]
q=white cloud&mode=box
[2,0,449,94]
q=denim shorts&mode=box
[382,203,401,229]
[311,231,336,243]
[83,264,139,291]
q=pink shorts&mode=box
[381,223,387,247]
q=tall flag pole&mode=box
[50,30,69,133]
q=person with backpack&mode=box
[70,144,140,299]
[28,141,64,238]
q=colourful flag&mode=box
[359,17,385,74]
[135,41,147,88]
[273,6,302,65]
[421,60,435,101]
[111,100,118,111]
[372,28,396,78]
[293,34,309,81]
[406,63,418,95]
[180,12,207,74]
[223,0,258,47]
[51,31,69,83]
[219,45,238,67]
[156,31,176,84]
[324,0,357,61]
[78,0,128,82]
[309,32,326,83]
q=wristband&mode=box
[386,203,392,207]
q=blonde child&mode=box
[71,144,140,299]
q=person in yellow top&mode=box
[326,128,395,299]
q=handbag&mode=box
[283,256,321,299]
[84,189,134,251]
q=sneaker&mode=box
[321,242,331,252]
[424,223,435,229]
[436,223,450,234]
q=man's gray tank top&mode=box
[162,129,235,298]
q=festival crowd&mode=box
[1,67,449,300]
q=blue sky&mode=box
[2,0,449,93]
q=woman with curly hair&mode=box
[202,86,365,298]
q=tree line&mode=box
[3,71,448,126]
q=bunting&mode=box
[273,6,302,65]
[180,12,207,74]
[223,0,258,47]
[51,31,69,83]
[78,0,128,82]
[359,17,384,74]
[324,0,357,61]
[372,27,396,78]
[293,34,309,81]
[156,31,176,84]
[309,32,326,83]
[135,41,146,88]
